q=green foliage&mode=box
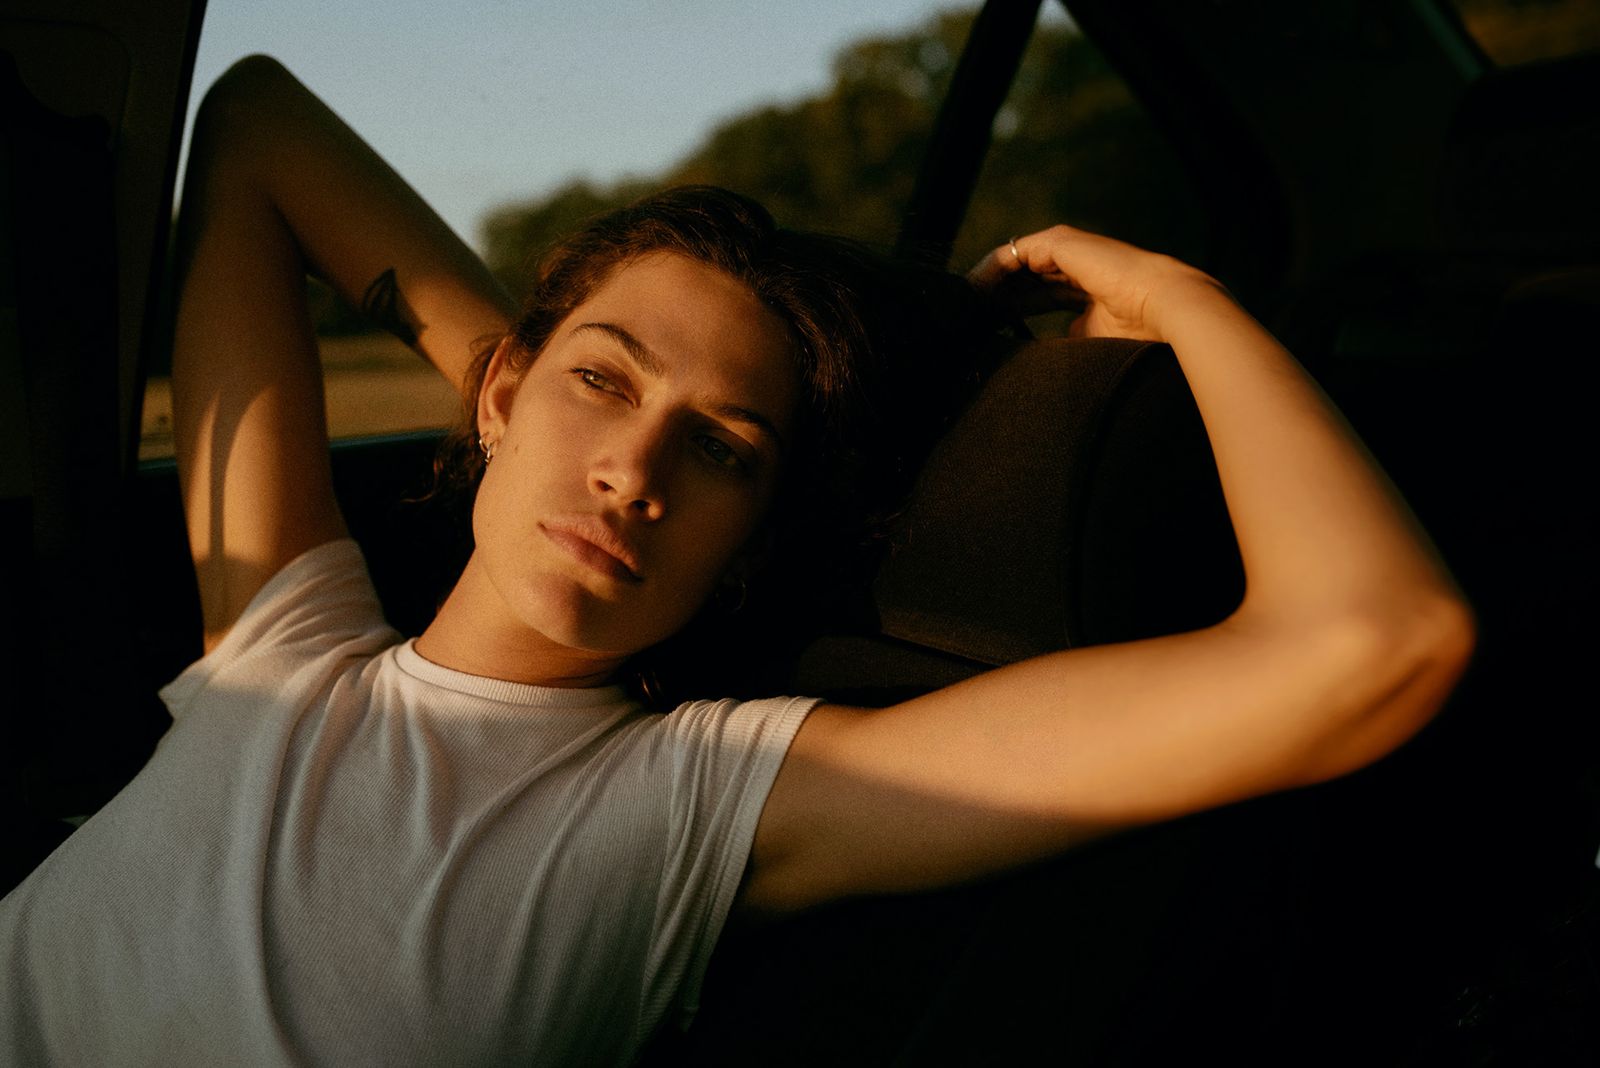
[297,7,1220,335]
[947,20,1205,270]
[478,178,655,298]
[312,0,1597,331]
[474,7,1211,305]
[477,10,977,297]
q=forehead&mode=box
[560,251,801,425]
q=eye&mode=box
[572,367,621,394]
[696,434,746,473]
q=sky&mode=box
[185,0,1065,254]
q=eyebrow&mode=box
[573,321,666,378]
[571,321,788,452]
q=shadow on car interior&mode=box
[2,0,1597,1063]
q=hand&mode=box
[967,224,1220,342]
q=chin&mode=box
[513,571,689,659]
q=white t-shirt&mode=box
[0,539,816,1066]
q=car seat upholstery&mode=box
[791,334,1242,708]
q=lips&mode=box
[539,517,645,584]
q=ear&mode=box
[476,335,522,441]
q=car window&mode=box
[137,2,1217,460]
[138,1,982,462]
[951,4,1208,336]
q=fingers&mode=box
[969,226,1095,328]
[970,224,1215,342]
[969,225,1088,287]
[966,245,1019,290]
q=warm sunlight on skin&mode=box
[414,253,801,686]
[736,226,1476,915]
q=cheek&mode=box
[480,397,588,502]
[667,486,773,594]
[470,443,558,563]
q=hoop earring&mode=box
[638,666,664,707]
[479,434,496,462]
[717,575,748,615]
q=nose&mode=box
[590,419,672,521]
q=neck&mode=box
[414,555,628,688]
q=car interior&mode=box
[3,0,1596,1062]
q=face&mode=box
[468,252,800,664]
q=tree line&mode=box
[473,9,1202,303]
[311,0,1593,332]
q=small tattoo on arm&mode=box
[360,267,419,346]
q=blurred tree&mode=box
[325,0,1590,326]
[473,8,1208,305]
[478,10,974,297]
[947,18,1207,272]
[477,178,654,298]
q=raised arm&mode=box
[740,226,1476,915]
[172,56,515,649]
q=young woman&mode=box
[0,56,1475,1065]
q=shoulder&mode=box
[616,695,820,809]
[161,537,399,718]
[633,695,822,867]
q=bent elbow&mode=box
[191,55,300,159]
[1356,582,1478,694]
[1395,587,1478,685]
[1297,591,1477,787]
[196,55,287,119]
[1435,593,1477,674]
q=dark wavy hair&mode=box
[435,186,1007,706]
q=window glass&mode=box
[139,1,979,461]
[1443,0,1600,67]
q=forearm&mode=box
[199,55,515,391]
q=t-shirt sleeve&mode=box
[641,694,819,1034]
[158,538,398,720]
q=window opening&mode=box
[139,2,986,462]
[949,2,1208,336]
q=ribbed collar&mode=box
[393,639,632,708]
